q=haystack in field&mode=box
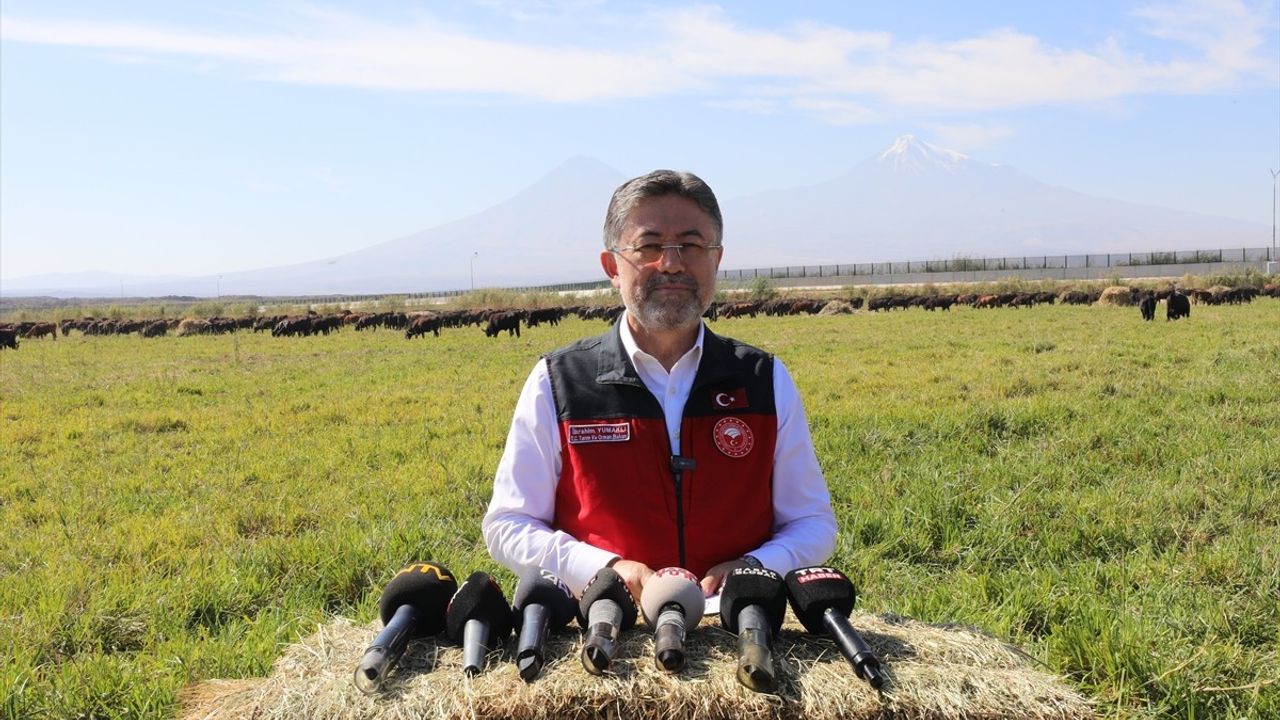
[1095,286,1134,307]
[818,301,856,315]
[180,612,1094,720]
[175,318,211,336]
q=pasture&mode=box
[2,302,1277,719]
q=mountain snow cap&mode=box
[876,134,969,175]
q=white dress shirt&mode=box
[483,314,837,594]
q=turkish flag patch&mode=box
[709,387,749,410]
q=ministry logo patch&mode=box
[713,417,754,458]
[567,422,631,444]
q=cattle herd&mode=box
[0,283,1275,351]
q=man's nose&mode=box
[655,245,686,271]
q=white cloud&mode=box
[920,123,1015,151]
[790,98,878,126]
[1,2,1274,112]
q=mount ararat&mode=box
[4,136,1266,297]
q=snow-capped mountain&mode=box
[721,135,1264,266]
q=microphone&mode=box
[639,567,705,673]
[718,567,786,693]
[784,566,884,689]
[576,567,638,674]
[444,571,513,677]
[353,561,458,694]
[510,568,577,682]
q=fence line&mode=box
[713,246,1277,283]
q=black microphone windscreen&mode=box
[445,571,513,644]
[511,568,577,631]
[784,566,856,634]
[576,567,637,630]
[378,561,459,638]
[719,567,786,634]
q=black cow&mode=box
[1167,291,1190,321]
[141,321,168,338]
[484,311,522,338]
[0,329,17,350]
[405,315,443,339]
[1139,294,1156,321]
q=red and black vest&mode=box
[545,322,778,578]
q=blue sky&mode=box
[2,1,1277,280]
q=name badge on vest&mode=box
[568,422,631,444]
[709,387,749,410]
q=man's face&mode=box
[601,195,722,334]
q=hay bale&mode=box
[175,318,211,336]
[180,613,1094,720]
[1095,286,1134,307]
[818,301,856,316]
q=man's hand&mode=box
[609,559,654,602]
[700,558,750,596]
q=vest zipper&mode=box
[669,454,696,569]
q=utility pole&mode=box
[1272,169,1279,260]
[470,251,479,290]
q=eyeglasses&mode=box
[612,242,723,264]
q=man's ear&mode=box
[601,250,621,288]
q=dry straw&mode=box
[1095,287,1135,307]
[180,611,1094,720]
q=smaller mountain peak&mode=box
[533,155,627,190]
[876,135,969,175]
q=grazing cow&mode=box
[867,296,907,312]
[525,308,565,328]
[23,322,57,340]
[311,315,342,335]
[924,296,955,311]
[405,314,443,339]
[0,329,17,350]
[271,317,313,337]
[141,321,168,338]
[719,301,760,319]
[1166,291,1191,321]
[1139,295,1156,321]
[484,310,522,338]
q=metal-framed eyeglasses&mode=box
[611,241,723,264]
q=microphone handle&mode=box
[353,603,416,694]
[735,604,777,693]
[654,605,687,672]
[462,617,492,677]
[582,599,623,674]
[516,603,550,681]
[821,608,884,689]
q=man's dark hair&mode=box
[603,170,723,250]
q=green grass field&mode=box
[2,303,1277,719]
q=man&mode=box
[483,170,836,602]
